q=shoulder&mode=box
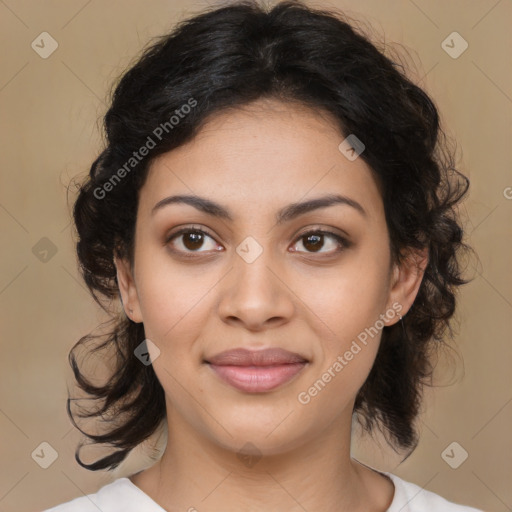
[41,477,164,512]
[42,478,126,512]
[385,472,484,512]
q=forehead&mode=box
[139,99,383,222]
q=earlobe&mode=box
[385,247,429,324]
[113,255,143,323]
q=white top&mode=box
[43,470,484,511]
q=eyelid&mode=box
[294,225,351,242]
[164,224,218,246]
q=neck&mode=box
[130,407,394,512]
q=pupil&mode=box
[304,234,323,252]
[184,232,203,250]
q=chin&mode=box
[206,414,310,459]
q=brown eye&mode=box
[292,229,349,255]
[166,228,218,254]
[182,231,205,251]
[302,233,324,252]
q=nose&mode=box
[216,244,295,331]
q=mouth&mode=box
[203,347,309,393]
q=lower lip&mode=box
[207,363,307,392]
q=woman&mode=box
[45,1,483,510]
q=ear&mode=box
[114,254,143,323]
[384,246,429,326]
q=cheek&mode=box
[295,274,385,414]
[298,251,390,337]
[291,247,390,394]
[134,262,215,426]
[133,250,214,350]
[135,265,211,400]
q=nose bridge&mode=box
[233,234,280,300]
[217,234,293,327]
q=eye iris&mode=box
[303,233,323,252]
[183,232,204,251]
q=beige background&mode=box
[0,0,510,511]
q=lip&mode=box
[205,347,308,366]
[207,362,307,392]
[204,348,309,393]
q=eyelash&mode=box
[164,225,351,259]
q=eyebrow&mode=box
[151,193,367,223]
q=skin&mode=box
[115,98,428,512]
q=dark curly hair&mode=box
[67,0,472,471]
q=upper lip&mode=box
[205,348,308,366]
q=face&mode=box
[115,98,426,457]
